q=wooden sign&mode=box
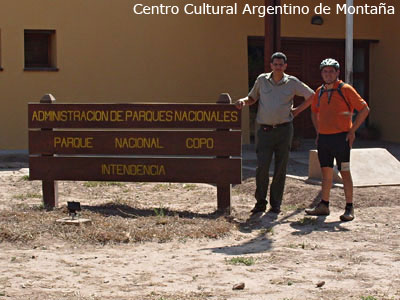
[28,96,242,214]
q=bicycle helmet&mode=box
[320,58,340,70]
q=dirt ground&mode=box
[0,166,400,300]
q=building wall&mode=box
[0,0,264,149]
[282,0,383,39]
[1,0,399,149]
[369,10,400,142]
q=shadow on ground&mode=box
[82,203,228,220]
[205,209,304,255]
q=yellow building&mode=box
[0,0,399,150]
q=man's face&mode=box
[270,58,287,74]
[321,66,340,84]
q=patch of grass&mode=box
[294,217,318,226]
[281,204,299,212]
[300,241,320,250]
[152,183,171,191]
[0,203,234,245]
[105,182,124,187]
[19,175,30,181]
[83,182,101,188]
[12,193,42,200]
[154,205,165,217]
[27,193,41,198]
[361,296,378,300]
[285,241,318,250]
[226,256,255,266]
[259,227,274,235]
[183,184,197,191]
[83,181,124,188]
[142,291,213,300]
[7,291,109,300]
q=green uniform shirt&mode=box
[248,72,314,125]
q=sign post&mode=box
[216,93,234,214]
[39,94,58,209]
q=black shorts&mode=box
[317,132,350,171]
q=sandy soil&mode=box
[0,166,400,300]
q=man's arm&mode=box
[346,106,370,148]
[236,77,260,109]
[311,111,319,145]
[292,94,314,117]
[235,96,258,110]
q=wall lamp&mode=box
[311,15,324,25]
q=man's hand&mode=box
[346,106,369,148]
[291,107,300,118]
[235,99,246,110]
[291,94,314,118]
[315,133,319,146]
[346,131,356,148]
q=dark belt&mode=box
[260,122,291,130]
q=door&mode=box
[281,38,346,138]
[247,37,371,140]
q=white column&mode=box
[345,0,354,85]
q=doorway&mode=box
[247,37,372,141]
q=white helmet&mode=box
[320,58,340,70]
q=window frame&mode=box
[24,29,58,71]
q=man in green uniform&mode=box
[236,52,314,214]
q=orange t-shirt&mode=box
[311,80,368,134]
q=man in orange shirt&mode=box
[306,58,370,221]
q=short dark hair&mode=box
[271,52,287,63]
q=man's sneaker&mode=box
[305,201,330,216]
[250,204,266,215]
[267,207,281,214]
[340,206,354,221]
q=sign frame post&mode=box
[38,94,58,209]
[216,93,235,214]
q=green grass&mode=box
[83,181,124,188]
[281,204,299,212]
[225,256,255,266]
[285,241,318,250]
[259,227,274,235]
[106,182,124,186]
[154,206,166,217]
[19,175,30,181]
[83,181,101,188]
[182,184,197,191]
[294,217,318,226]
[361,296,378,300]
[152,183,171,191]
[13,193,42,200]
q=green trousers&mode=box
[255,123,293,210]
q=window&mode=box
[24,29,57,70]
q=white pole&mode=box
[346,0,354,85]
